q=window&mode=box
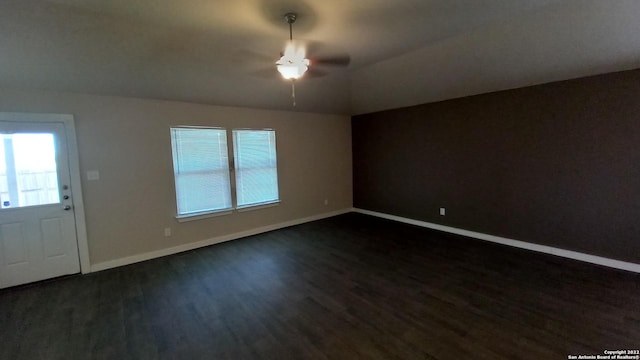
[170,127,279,219]
[233,130,279,208]
[170,127,232,217]
[1,133,60,209]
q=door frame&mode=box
[0,112,90,274]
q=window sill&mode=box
[175,201,280,222]
[176,209,233,223]
[236,200,280,213]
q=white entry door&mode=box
[0,120,80,288]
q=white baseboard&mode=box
[90,208,352,272]
[91,207,640,274]
[353,208,640,274]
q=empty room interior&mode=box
[1,0,640,359]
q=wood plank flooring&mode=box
[1,213,639,359]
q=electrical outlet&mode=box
[324,199,329,206]
[86,170,100,181]
[164,227,172,237]
[439,208,446,216]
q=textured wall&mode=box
[353,69,640,263]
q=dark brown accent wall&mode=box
[352,69,640,264]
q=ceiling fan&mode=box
[273,12,350,106]
[275,13,310,80]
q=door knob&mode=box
[63,205,71,211]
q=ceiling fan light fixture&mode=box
[276,24,309,80]
[276,47,310,79]
[276,60,309,79]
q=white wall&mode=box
[0,89,353,266]
[350,0,640,114]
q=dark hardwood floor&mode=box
[1,213,639,359]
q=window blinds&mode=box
[233,130,279,208]
[170,128,232,216]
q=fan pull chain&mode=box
[291,79,296,107]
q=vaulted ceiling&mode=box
[1,0,639,115]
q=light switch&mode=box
[86,170,100,181]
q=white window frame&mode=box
[170,126,233,221]
[233,129,280,210]
[170,126,280,221]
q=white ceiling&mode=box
[0,0,639,115]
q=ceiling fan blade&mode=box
[234,49,276,64]
[305,68,328,78]
[311,55,351,67]
[250,67,279,79]
[304,40,351,67]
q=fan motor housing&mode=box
[284,12,297,24]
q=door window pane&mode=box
[1,133,60,209]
